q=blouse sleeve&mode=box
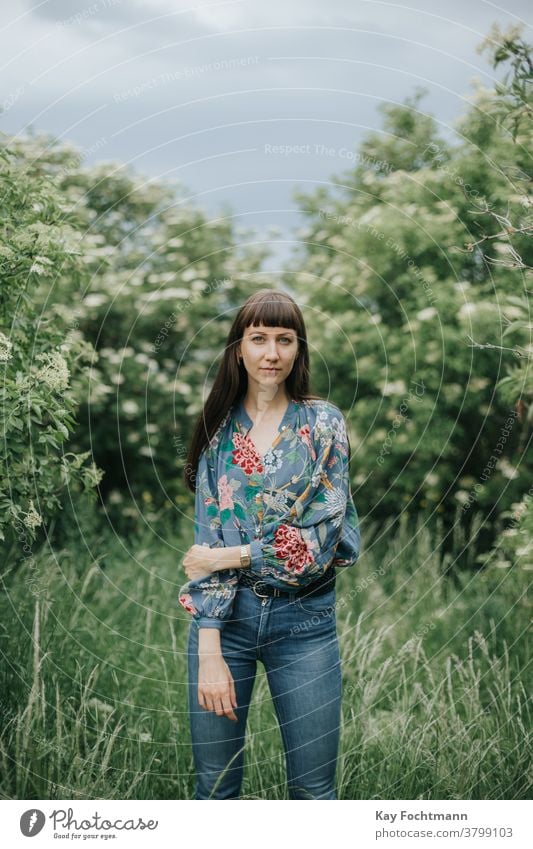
[331,493,360,568]
[178,446,238,630]
[248,405,360,589]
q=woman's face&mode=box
[237,324,299,388]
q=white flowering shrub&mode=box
[287,65,532,548]
[1,132,269,532]
[0,140,104,551]
[69,213,267,528]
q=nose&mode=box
[265,342,280,361]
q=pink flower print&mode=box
[298,424,316,461]
[231,432,264,475]
[320,453,337,489]
[218,474,234,511]
[273,523,315,575]
[179,593,197,615]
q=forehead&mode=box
[244,324,296,335]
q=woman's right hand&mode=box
[198,653,238,721]
[197,628,238,721]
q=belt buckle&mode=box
[252,581,270,598]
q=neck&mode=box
[243,381,290,417]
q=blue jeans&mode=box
[187,583,341,799]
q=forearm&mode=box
[198,627,222,655]
[211,543,251,571]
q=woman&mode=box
[178,288,360,800]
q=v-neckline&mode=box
[235,396,296,462]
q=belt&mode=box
[238,567,335,599]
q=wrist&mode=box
[212,544,251,571]
[198,628,222,654]
[239,543,251,569]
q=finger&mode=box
[198,688,207,710]
[221,694,238,722]
[200,689,215,713]
[213,696,224,717]
[229,678,238,708]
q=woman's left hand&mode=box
[183,544,222,580]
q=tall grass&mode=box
[0,513,530,799]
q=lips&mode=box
[260,367,280,372]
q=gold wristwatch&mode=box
[240,544,251,569]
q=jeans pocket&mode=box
[295,587,336,616]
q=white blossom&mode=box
[84,463,105,487]
[122,400,140,415]
[498,458,519,480]
[30,256,54,276]
[458,302,477,318]
[35,351,70,391]
[0,332,13,362]
[417,307,437,321]
[83,294,107,307]
[382,380,407,396]
[23,500,43,530]
[139,445,155,457]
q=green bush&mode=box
[0,140,103,557]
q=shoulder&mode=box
[298,398,348,445]
[298,397,345,422]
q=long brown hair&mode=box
[184,289,322,492]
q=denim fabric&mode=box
[187,582,341,800]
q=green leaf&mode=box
[233,502,247,521]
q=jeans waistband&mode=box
[238,567,336,599]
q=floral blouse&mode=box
[178,397,361,629]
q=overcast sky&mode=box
[1,0,531,267]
